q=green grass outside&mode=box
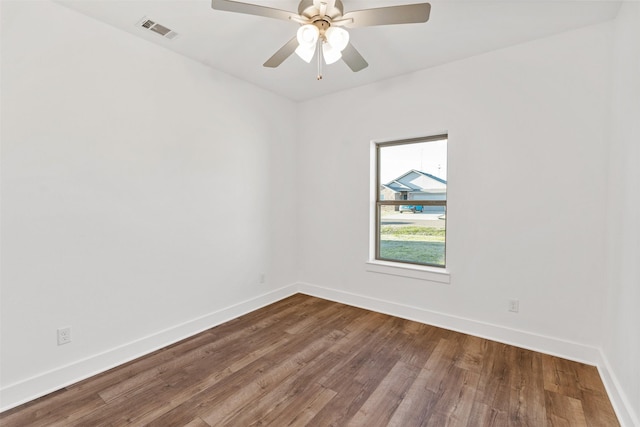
[380,240,445,266]
[379,226,445,266]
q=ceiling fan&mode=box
[211,0,431,76]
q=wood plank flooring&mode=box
[0,294,619,426]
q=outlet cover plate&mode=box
[57,327,72,345]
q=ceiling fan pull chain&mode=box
[317,40,323,80]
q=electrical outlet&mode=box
[508,299,519,313]
[57,327,72,345]
[260,273,266,284]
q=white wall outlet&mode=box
[260,273,266,284]
[57,327,72,345]
[508,299,520,313]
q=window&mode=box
[375,135,448,268]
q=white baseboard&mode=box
[0,284,298,412]
[596,351,640,427]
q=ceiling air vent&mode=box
[137,17,179,40]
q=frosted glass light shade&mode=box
[325,27,349,51]
[297,24,319,47]
[295,45,316,63]
[322,42,342,65]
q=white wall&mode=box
[297,22,612,357]
[0,0,297,409]
[603,2,640,425]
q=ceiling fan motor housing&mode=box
[298,0,345,21]
[313,19,331,35]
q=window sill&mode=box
[365,260,450,284]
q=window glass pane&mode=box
[377,137,447,267]
[378,205,446,267]
[379,139,447,202]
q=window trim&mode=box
[365,260,450,283]
[371,134,449,272]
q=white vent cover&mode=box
[137,17,179,40]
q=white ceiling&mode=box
[57,0,621,101]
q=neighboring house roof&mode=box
[397,169,447,185]
[382,180,412,192]
[383,170,447,193]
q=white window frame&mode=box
[368,135,450,283]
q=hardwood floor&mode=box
[0,294,619,426]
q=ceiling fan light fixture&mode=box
[322,42,342,64]
[295,44,316,63]
[325,26,349,52]
[296,24,319,47]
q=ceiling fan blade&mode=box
[341,43,368,72]
[211,0,299,22]
[263,37,299,68]
[342,3,431,28]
